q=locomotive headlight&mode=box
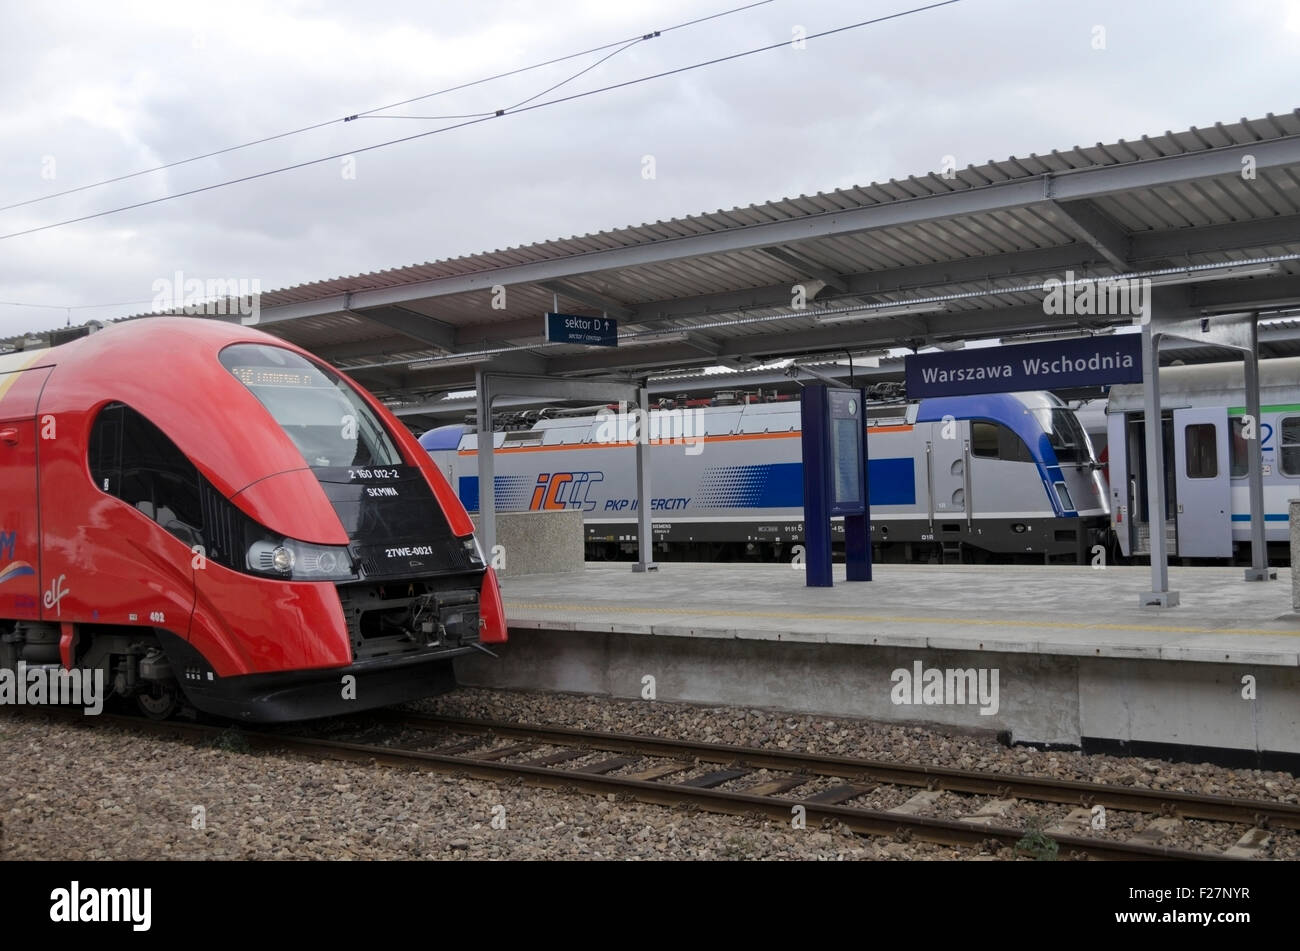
[272,546,295,573]
[464,536,485,566]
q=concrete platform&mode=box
[456,564,1300,769]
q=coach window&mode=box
[971,421,1033,463]
[88,403,204,546]
[1281,417,1300,476]
[1185,423,1218,479]
[1229,418,1248,478]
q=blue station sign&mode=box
[545,312,618,347]
[904,333,1142,398]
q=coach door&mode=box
[1105,412,1131,555]
[1122,411,1177,557]
[0,366,52,620]
[1173,408,1232,558]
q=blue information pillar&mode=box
[801,385,871,587]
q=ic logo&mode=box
[529,471,604,512]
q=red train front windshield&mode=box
[219,343,401,468]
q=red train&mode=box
[0,317,506,720]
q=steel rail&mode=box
[385,712,1300,831]
[76,712,1238,861]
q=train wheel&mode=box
[136,683,179,720]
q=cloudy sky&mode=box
[2,0,1298,336]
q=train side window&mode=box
[971,422,998,457]
[89,403,204,545]
[1000,427,1034,463]
[87,404,124,494]
[1229,418,1248,478]
[1282,417,1300,476]
[1185,423,1218,479]
[971,421,1033,462]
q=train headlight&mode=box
[247,539,357,581]
[272,546,295,573]
[291,542,357,580]
[464,536,485,566]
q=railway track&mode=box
[67,709,1299,861]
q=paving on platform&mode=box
[495,563,1300,667]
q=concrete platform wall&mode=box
[456,628,1300,760]
[1079,659,1300,756]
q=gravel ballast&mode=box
[3,684,1296,860]
[0,712,960,861]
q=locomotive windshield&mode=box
[1033,406,1094,466]
[220,344,403,468]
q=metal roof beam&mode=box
[1047,199,1131,270]
[348,366,407,390]
[347,304,457,350]
[538,280,635,318]
[353,349,548,390]
[451,316,545,347]
[682,333,722,357]
[437,216,1300,345]
[254,295,349,325]
[473,216,1300,344]
[478,372,640,405]
[313,335,436,362]
[757,247,850,292]
[1137,212,1300,258]
[1191,275,1300,312]
[443,247,1089,347]
[710,305,1099,360]
[545,342,724,375]
[628,246,1087,324]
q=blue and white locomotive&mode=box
[421,390,1109,562]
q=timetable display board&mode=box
[829,390,864,512]
[801,385,871,587]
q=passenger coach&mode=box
[1107,356,1300,561]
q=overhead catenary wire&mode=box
[363,36,649,120]
[0,0,775,215]
[0,298,158,310]
[0,0,964,243]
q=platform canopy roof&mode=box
[65,108,1300,406]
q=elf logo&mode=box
[529,471,604,512]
